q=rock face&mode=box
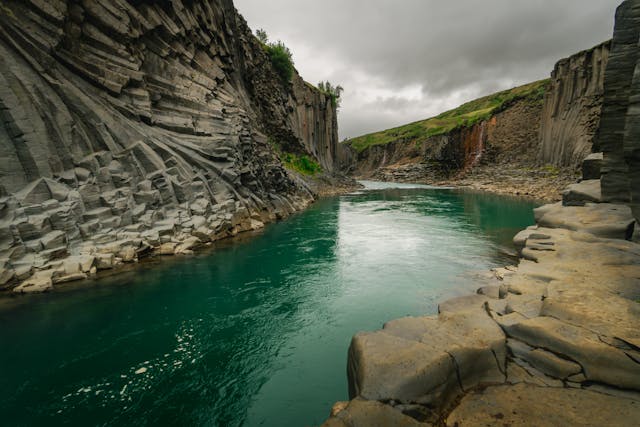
[0,0,344,292]
[597,0,640,205]
[349,97,543,183]
[342,41,613,197]
[597,0,640,221]
[538,41,610,167]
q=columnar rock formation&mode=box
[343,41,614,192]
[0,0,343,292]
[538,41,610,167]
[597,0,640,221]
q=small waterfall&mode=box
[470,121,485,168]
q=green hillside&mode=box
[345,79,549,152]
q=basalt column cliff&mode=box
[0,0,344,292]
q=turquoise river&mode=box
[0,182,539,427]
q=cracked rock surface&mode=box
[323,190,640,426]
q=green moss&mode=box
[282,153,322,176]
[269,138,322,176]
[345,79,550,152]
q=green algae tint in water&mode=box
[0,183,538,427]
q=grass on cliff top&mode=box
[345,79,550,152]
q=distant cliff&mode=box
[341,81,549,184]
[538,41,610,167]
[0,0,344,292]
[339,41,613,200]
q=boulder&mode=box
[348,305,505,407]
[13,270,54,293]
[562,180,602,206]
[95,253,115,270]
[157,242,178,255]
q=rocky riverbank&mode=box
[321,171,640,427]
[368,161,579,202]
[322,1,640,423]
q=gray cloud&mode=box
[234,0,620,139]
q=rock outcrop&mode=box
[538,41,610,167]
[0,0,344,292]
[597,0,640,221]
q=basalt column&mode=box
[597,0,640,203]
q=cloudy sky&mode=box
[235,0,620,140]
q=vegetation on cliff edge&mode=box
[256,29,295,82]
[318,81,344,109]
[345,79,549,152]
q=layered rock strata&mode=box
[0,0,343,293]
[597,0,640,205]
[538,41,610,167]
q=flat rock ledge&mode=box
[322,186,640,426]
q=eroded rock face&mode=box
[538,41,610,167]
[0,0,343,291]
[597,0,640,205]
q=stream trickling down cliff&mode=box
[0,182,539,427]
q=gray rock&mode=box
[507,339,581,380]
[40,230,66,250]
[538,42,610,168]
[534,202,635,239]
[447,383,640,427]
[562,179,602,206]
[504,316,640,390]
[320,398,431,427]
[13,270,54,293]
[0,0,340,291]
[348,305,505,407]
[597,0,640,204]
[582,152,603,180]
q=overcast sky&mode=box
[234,0,620,139]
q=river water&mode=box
[0,182,539,427]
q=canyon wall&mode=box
[537,41,610,167]
[344,41,613,185]
[597,0,640,221]
[0,0,342,292]
[348,96,544,183]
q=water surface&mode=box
[0,182,538,426]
